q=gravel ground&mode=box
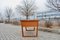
[0,23,60,40]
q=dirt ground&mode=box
[0,23,60,40]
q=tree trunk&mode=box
[8,17,10,23]
[26,15,29,20]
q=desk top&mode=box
[20,20,39,27]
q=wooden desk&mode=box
[20,20,39,37]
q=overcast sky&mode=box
[0,0,60,20]
[1,0,57,19]
[0,0,47,11]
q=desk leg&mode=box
[22,27,24,37]
[36,27,38,37]
[22,27,38,37]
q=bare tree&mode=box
[0,13,3,23]
[5,8,13,22]
[16,0,37,19]
[0,13,2,20]
[46,0,60,12]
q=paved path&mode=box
[0,23,60,40]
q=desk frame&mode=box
[21,20,38,37]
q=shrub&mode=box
[45,21,52,28]
[0,20,3,23]
[5,20,10,23]
[12,21,20,25]
[57,21,60,26]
